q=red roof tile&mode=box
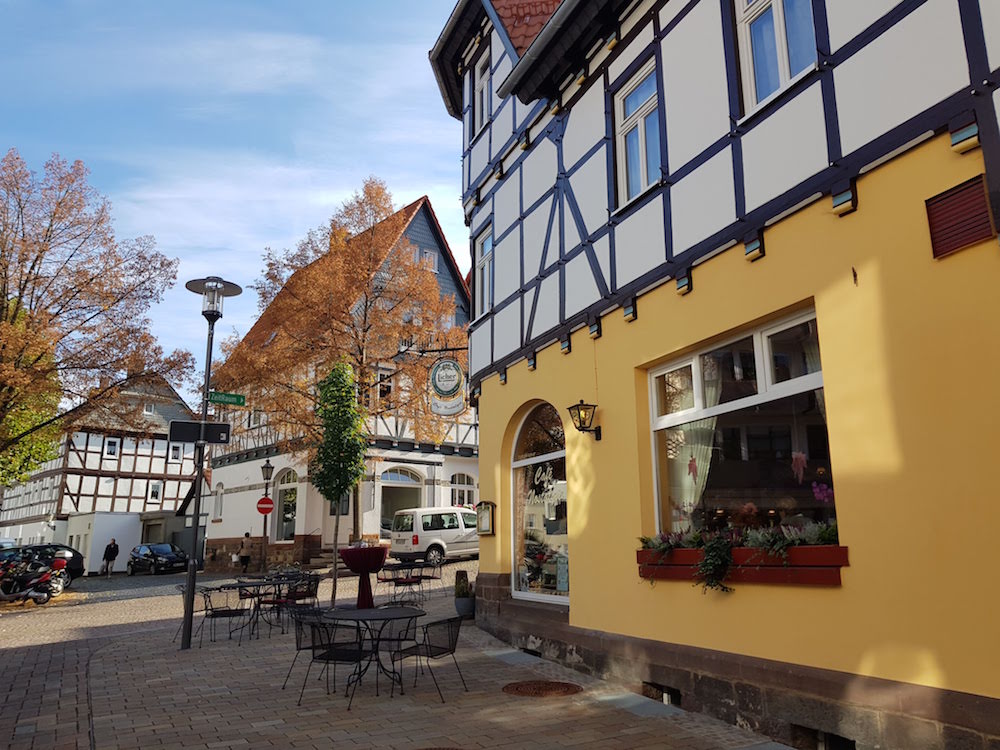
[491,0,563,56]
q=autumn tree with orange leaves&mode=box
[216,177,467,459]
[0,149,192,481]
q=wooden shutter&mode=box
[925,175,996,259]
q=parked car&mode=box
[1,544,86,583]
[390,506,479,564]
[126,543,189,575]
[0,538,16,549]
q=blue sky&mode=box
[1,0,465,386]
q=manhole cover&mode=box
[502,680,583,697]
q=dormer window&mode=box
[473,52,491,135]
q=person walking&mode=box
[101,538,119,578]
[238,532,252,574]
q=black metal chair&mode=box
[282,608,326,690]
[376,615,418,697]
[171,583,206,643]
[199,587,252,647]
[296,617,372,709]
[391,615,468,702]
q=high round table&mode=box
[338,546,388,609]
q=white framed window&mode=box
[473,52,490,135]
[169,444,181,462]
[649,310,834,534]
[615,59,660,205]
[450,473,477,506]
[143,402,154,415]
[213,483,224,519]
[105,439,119,457]
[249,410,263,428]
[422,248,438,273]
[149,481,162,502]
[474,226,493,318]
[736,0,816,110]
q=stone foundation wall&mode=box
[474,573,1000,750]
[204,534,321,573]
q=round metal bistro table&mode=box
[324,606,424,698]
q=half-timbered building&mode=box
[432,0,1000,744]
[0,376,198,548]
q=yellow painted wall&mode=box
[476,134,1000,699]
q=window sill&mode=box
[636,545,848,586]
[737,63,820,129]
[612,179,663,218]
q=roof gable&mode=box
[491,0,562,56]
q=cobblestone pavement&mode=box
[0,564,791,750]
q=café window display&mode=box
[651,311,836,532]
[512,403,569,600]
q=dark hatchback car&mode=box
[0,545,86,583]
[126,543,189,575]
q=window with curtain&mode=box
[513,403,569,599]
[651,312,834,532]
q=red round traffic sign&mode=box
[257,496,274,515]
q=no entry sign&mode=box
[257,496,274,515]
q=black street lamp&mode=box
[261,458,274,572]
[179,276,242,651]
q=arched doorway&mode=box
[380,467,423,533]
[512,403,568,600]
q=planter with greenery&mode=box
[455,569,476,617]
[637,522,847,591]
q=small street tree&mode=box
[0,149,192,479]
[310,360,367,605]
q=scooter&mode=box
[0,557,60,605]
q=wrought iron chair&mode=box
[199,587,252,647]
[295,616,372,709]
[282,607,326,690]
[171,583,206,643]
[391,615,468,702]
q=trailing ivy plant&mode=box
[695,533,736,594]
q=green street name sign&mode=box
[208,391,245,407]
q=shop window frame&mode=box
[648,310,824,533]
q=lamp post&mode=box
[261,458,273,572]
[180,276,242,651]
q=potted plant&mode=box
[454,569,475,617]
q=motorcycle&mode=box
[0,556,61,605]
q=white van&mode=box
[390,506,479,564]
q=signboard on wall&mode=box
[429,358,466,416]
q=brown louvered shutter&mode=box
[925,175,996,259]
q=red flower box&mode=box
[636,545,849,587]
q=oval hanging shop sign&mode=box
[430,358,466,416]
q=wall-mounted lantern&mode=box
[567,400,601,441]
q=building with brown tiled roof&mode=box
[205,197,479,571]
